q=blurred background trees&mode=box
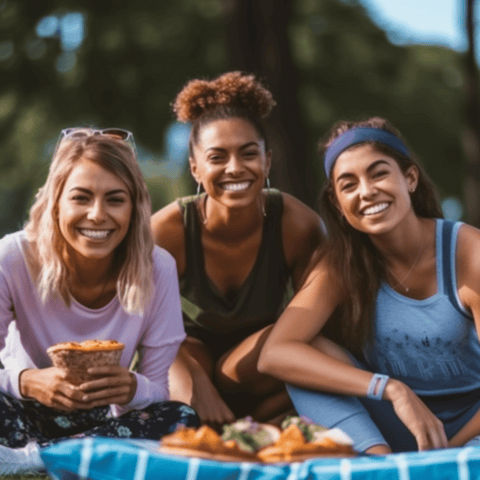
[0,0,476,237]
[464,0,480,226]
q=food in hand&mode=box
[47,339,125,385]
[159,416,355,463]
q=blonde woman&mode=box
[0,128,198,475]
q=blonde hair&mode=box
[24,129,153,315]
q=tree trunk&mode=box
[463,0,480,227]
[222,0,316,206]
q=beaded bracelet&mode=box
[367,373,390,401]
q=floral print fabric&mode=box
[0,392,199,448]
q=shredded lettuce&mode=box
[281,416,327,442]
[222,417,276,453]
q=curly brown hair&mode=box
[172,71,276,155]
[318,117,443,355]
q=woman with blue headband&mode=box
[259,116,480,454]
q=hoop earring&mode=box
[262,177,270,217]
[195,183,208,225]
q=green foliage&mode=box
[0,0,473,236]
[290,0,466,199]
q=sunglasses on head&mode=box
[60,127,133,142]
[56,127,138,161]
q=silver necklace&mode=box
[387,239,424,293]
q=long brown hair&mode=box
[318,117,443,354]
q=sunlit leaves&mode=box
[0,0,476,234]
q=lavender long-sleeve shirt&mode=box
[0,231,186,416]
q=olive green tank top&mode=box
[177,189,292,359]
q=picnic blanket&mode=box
[41,436,480,480]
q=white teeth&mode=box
[363,203,389,216]
[222,182,250,191]
[79,229,110,239]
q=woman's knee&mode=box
[215,364,280,396]
[215,325,282,395]
[310,335,356,365]
[286,384,388,453]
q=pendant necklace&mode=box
[387,238,424,293]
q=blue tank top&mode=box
[363,219,480,396]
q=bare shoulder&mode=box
[297,254,343,303]
[457,222,480,279]
[455,223,480,318]
[281,193,324,243]
[280,192,325,272]
[151,201,186,275]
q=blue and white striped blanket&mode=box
[41,437,480,480]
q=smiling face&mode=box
[190,118,271,210]
[57,159,133,265]
[331,144,418,236]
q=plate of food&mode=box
[42,418,480,480]
[159,415,356,464]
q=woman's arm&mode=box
[151,201,187,276]
[457,223,480,331]
[152,201,235,427]
[0,263,58,403]
[448,224,480,446]
[258,258,374,393]
[280,193,326,291]
[0,238,114,409]
[169,338,236,430]
[258,259,448,451]
[103,341,179,417]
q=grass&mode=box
[1,477,50,479]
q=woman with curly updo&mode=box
[151,71,325,429]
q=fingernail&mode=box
[83,396,88,401]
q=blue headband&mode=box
[323,127,410,178]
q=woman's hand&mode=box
[190,371,236,431]
[19,367,90,411]
[79,365,137,407]
[385,379,448,451]
[170,338,236,431]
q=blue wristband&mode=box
[367,373,390,401]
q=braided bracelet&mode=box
[367,373,390,401]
